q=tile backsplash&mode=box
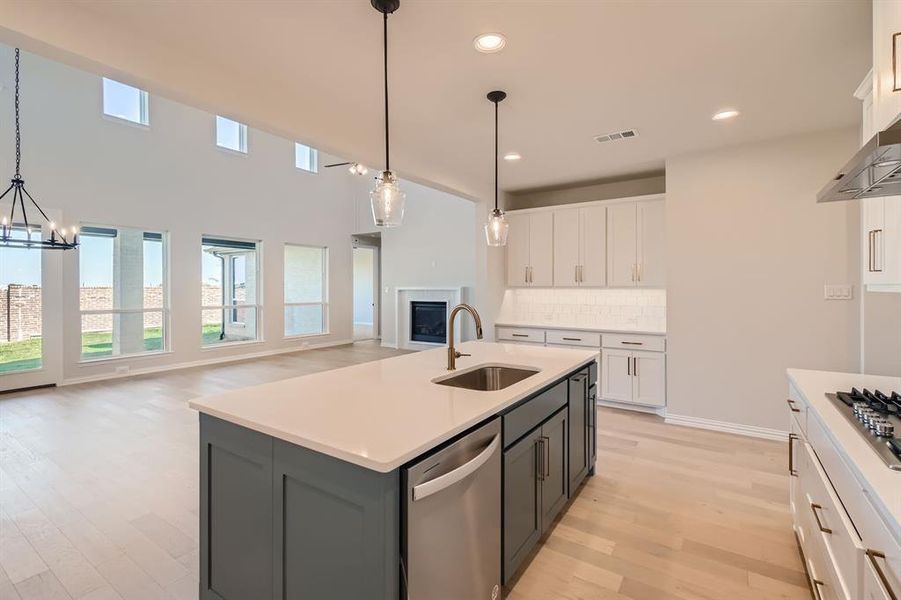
[497,288,666,332]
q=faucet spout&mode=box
[447,303,483,370]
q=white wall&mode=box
[665,127,861,432]
[349,180,477,347]
[0,46,459,384]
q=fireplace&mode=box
[410,301,447,344]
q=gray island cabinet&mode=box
[195,346,597,600]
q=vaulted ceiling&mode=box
[0,0,871,201]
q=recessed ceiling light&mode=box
[503,152,521,161]
[474,33,506,53]
[712,109,740,121]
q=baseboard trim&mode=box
[664,413,787,441]
[597,399,666,416]
[61,338,354,386]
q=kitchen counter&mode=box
[787,368,900,532]
[495,320,666,336]
[190,340,597,473]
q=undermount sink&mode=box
[433,364,540,391]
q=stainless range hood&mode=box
[818,120,901,203]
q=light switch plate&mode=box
[824,284,853,300]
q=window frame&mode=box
[101,77,150,127]
[294,142,319,173]
[201,235,263,348]
[215,115,248,154]
[283,243,329,339]
[77,224,170,363]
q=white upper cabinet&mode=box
[863,196,901,289]
[553,205,606,286]
[506,194,665,289]
[607,203,639,287]
[637,200,666,287]
[607,198,666,288]
[507,211,554,287]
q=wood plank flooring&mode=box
[0,342,811,599]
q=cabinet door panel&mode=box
[568,372,589,494]
[637,199,666,287]
[503,430,541,583]
[580,205,607,286]
[606,203,638,287]
[540,409,568,530]
[506,212,531,287]
[633,350,666,407]
[601,349,633,403]
[529,212,555,287]
[553,208,581,286]
[200,415,274,600]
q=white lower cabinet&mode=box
[600,336,666,408]
[788,386,900,600]
[496,326,667,410]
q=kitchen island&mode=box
[190,341,599,599]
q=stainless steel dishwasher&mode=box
[402,417,501,600]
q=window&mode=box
[216,116,247,153]
[295,143,319,173]
[284,245,328,337]
[102,78,149,125]
[202,237,260,346]
[78,226,167,360]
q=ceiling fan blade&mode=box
[324,162,352,168]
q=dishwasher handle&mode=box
[412,434,500,502]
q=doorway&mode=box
[352,235,380,341]
[0,222,63,391]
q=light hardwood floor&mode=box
[0,342,811,600]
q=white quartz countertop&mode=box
[787,368,900,532]
[190,341,598,473]
[495,321,666,336]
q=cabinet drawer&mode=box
[602,333,665,352]
[802,441,862,599]
[546,330,600,348]
[503,381,567,448]
[787,383,807,437]
[857,492,901,600]
[497,327,545,344]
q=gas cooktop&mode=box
[826,388,901,471]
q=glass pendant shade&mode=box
[484,208,509,246]
[370,170,406,228]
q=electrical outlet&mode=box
[824,284,853,300]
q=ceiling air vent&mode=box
[594,129,638,143]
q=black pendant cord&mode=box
[383,11,390,172]
[493,99,498,212]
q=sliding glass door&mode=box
[0,225,62,391]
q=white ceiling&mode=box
[0,0,871,201]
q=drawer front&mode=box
[857,492,901,600]
[788,383,808,436]
[802,441,862,600]
[503,381,567,448]
[546,330,601,348]
[602,333,665,352]
[497,327,546,344]
[806,410,868,539]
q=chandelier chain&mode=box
[14,48,20,178]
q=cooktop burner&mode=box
[826,388,901,471]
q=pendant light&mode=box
[484,90,509,247]
[370,0,406,228]
[0,49,77,250]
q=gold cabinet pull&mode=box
[810,503,832,534]
[787,398,801,413]
[633,356,638,377]
[788,433,798,477]
[812,578,826,600]
[866,549,898,600]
